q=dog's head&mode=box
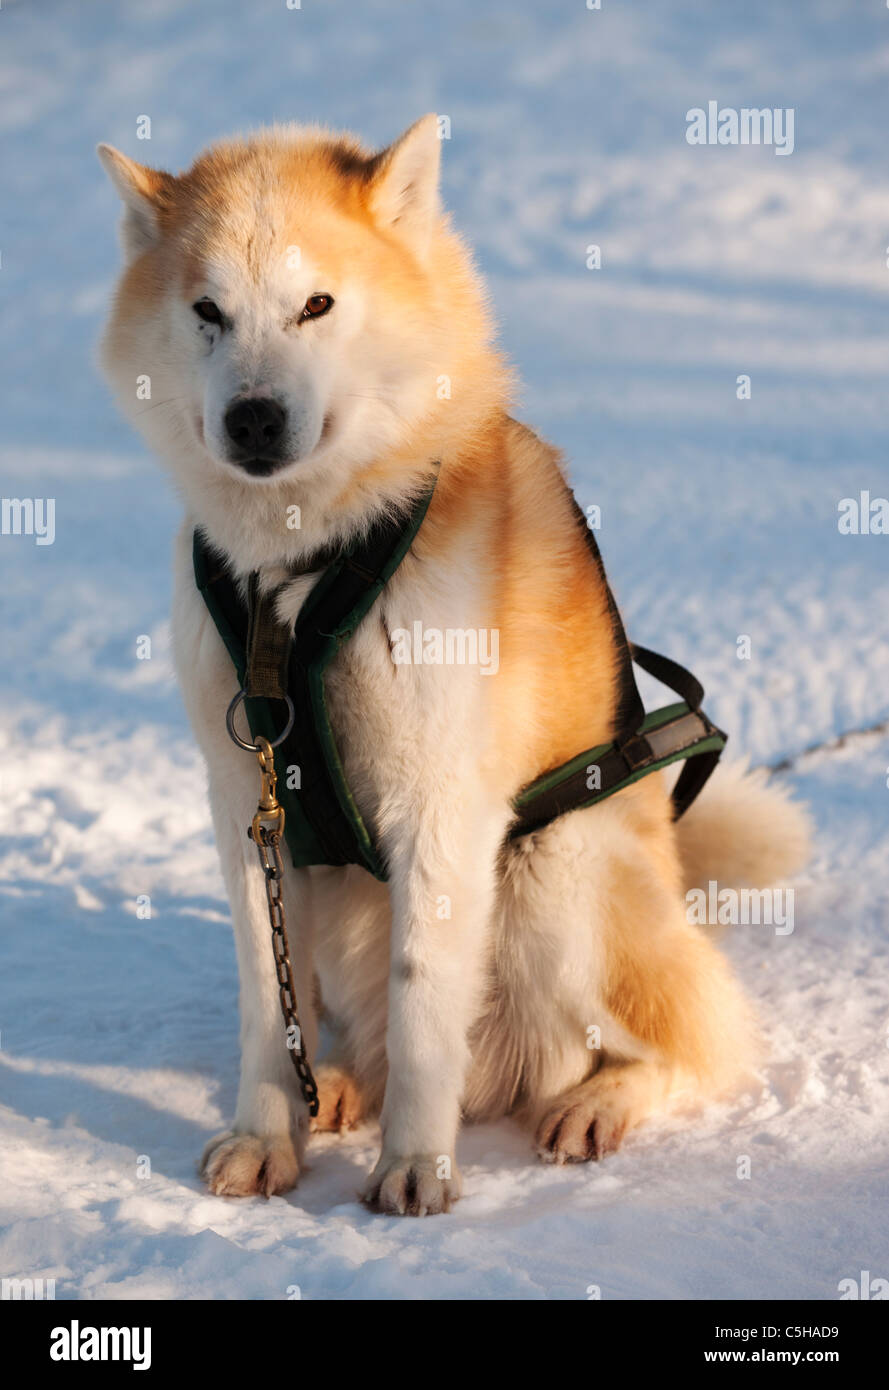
[98,118,500,522]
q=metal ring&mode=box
[225,689,295,752]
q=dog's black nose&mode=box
[224,397,287,459]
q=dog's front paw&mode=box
[362,1153,461,1216]
[200,1130,300,1197]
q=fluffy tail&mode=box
[675,758,813,892]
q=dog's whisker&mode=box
[133,396,188,417]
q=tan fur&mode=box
[99,119,810,1212]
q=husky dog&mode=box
[98,117,809,1214]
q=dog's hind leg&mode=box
[310,1059,367,1134]
[489,782,758,1162]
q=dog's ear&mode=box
[97,144,174,261]
[368,114,441,257]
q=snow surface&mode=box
[1,0,887,1300]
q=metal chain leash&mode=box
[246,733,319,1117]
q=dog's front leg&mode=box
[172,527,315,1198]
[199,775,317,1198]
[363,798,504,1216]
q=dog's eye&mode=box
[193,299,224,327]
[301,293,334,321]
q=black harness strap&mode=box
[279,497,438,878]
[567,491,645,745]
[631,641,704,710]
[629,642,723,819]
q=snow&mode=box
[1,0,888,1300]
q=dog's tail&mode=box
[675,758,812,892]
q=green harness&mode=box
[194,476,726,881]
